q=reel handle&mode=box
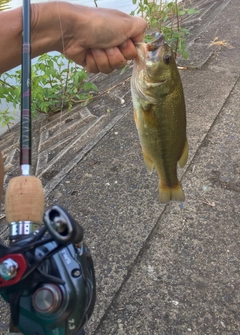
[43,205,84,244]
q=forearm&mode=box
[0,7,22,73]
[0,2,146,74]
[0,2,78,74]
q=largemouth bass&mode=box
[131,34,188,203]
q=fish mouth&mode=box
[133,33,168,102]
[147,33,169,60]
[134,32,166,48]
[147,33,166,50]
[135,33,168,62]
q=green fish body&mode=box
[131,34,188,203]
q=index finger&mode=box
[118,39,138,60]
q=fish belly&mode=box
[134,98,187,203]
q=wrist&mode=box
[30,2,76,57]
[31,2,92,57]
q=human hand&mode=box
[62,4,147,73]
[33,2,147,74]
[1,2,147,74]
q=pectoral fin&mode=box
[178,140,188,168]
[133,109,139,129]
[142,151,154,174]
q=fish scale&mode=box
[131,34,188,203]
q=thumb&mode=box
[126,16,147,43]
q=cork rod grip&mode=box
[5,176,44,224]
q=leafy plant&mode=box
[0,53,98,128]
[0,0,11,11]
[131,0,198,59]
[0,108,15,130]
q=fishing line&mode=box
[53,0,66,184]
[56,0,65,56]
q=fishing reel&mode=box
[0,205,96,335]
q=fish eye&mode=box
[164,54,171,64]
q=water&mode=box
[71,0,136,12]
[4,0,136,13]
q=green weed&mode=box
[0,53,98,128]
[131,0,198,59]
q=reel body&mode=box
[0,205,96,335]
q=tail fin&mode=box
[159,182,185,203]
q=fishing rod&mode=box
[6,0,44,241]
[0,0,96,334]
